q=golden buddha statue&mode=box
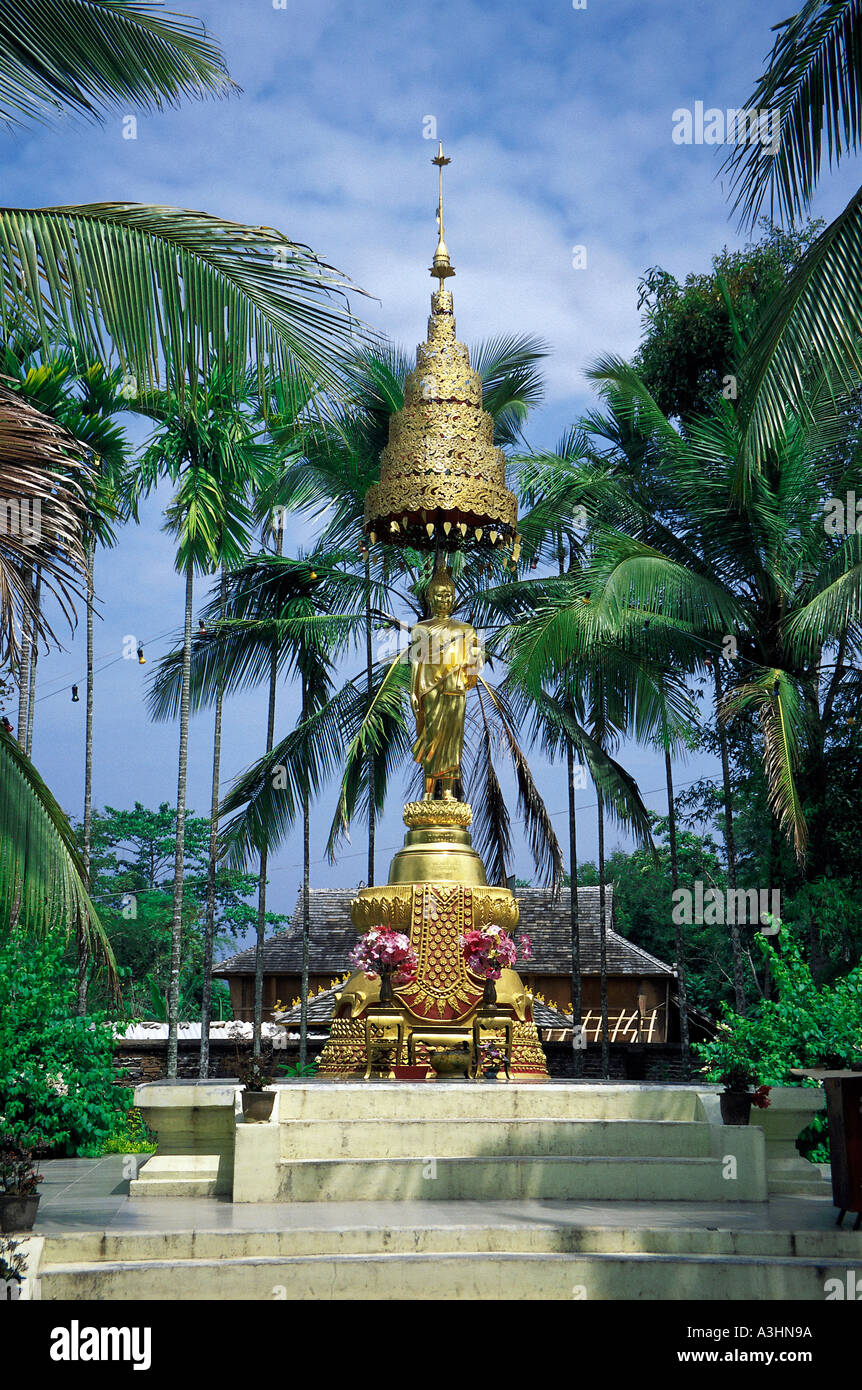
[411,562,482,799]
[313,144,548,1080]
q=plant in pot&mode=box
[717,1065,772,1126]
[0,1141,42,1232]
[477,1039,504,1081]
[238,1057,277,1124]
[459,927,532,1008]
[695,1024,772,1125]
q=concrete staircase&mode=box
[36,1218,857,1301]
[232,1084,769,1203]
[53,1083,838,1301]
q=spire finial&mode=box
[430,141,455,290]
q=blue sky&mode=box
[5,0,860,933]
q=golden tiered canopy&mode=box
[363,144,520,557]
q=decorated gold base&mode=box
[319,1012,548,1080]
[316,799,548,1080]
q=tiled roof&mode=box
[214,886,675,980]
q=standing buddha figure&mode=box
[410,561,482,800]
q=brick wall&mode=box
[115,1038,692,1083]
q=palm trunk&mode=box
[299,675,311,1069]
[24,570,40,757]
[17,563,34,746]
[200,568,226,1077]
[713,661,745,1011]
[253,619,279,1059]
[78,542,95,1016]
[365,550,375,885]
[597,788,610,1078]
[253,524,283,1057]
[665,741,690,1073]
[167,565,194,1079]
[567,743,583,1078]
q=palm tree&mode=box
[149,553,367,1059]
[0,384,114,972]
[1,0,367,981]
[1,2,365,403]
[136,373,267,1077]
[721,1,862,469]
[1,335,134,1006]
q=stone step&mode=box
[274,1083,704,1124]
[278,1118,714,1160]
[273,1154,760,1202]
[40,1220,856,1267]
[37,1249,860,1301]
[128,1154,224,1200]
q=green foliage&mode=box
[634,221,823,421]
[694,928,862,1085]
[99,1106,157,1156]
[0,932,129,1155]
[278,1059,318,1079]
[80,802,288,1015]
[576,816,734,1015]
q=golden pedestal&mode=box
[317,801,548,1080]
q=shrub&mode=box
[0,932,130,1155]
[695,927,862,1086]
[99,1106,157,1156]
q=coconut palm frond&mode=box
[721,670,808,862]
[464,697,511,889]
[475,678,564,888]
[218,691,348,870]
[535,689,655,849]
[721,0,862,229]
[0,728,115,978]
[784,532,862,659]
[0,0,236,127]
[0,381,91,662]
[0,205,367,403]
[325,657,412,860]
[472,333,548,449]
[735,189,862,468]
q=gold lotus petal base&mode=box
[403,799,473,830]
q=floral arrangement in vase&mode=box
[459,925,532,1007]
[459,925,532,980]
[349,926,418,1005]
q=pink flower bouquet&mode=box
[349,926,418,985]
[459,925,532,980]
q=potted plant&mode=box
[349,925,418,1006]
[459,926,532,1007]
[0,1142,42,1232]
[238,1058,277,1123]
[477,1039,504,1080]
[718,1066,772,1126]
[694,1021,772,1124]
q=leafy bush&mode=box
[695,928,862,1086]
[0,932,129,1155]
[99,1106,156,1155]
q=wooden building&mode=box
[214,886,695,1045]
